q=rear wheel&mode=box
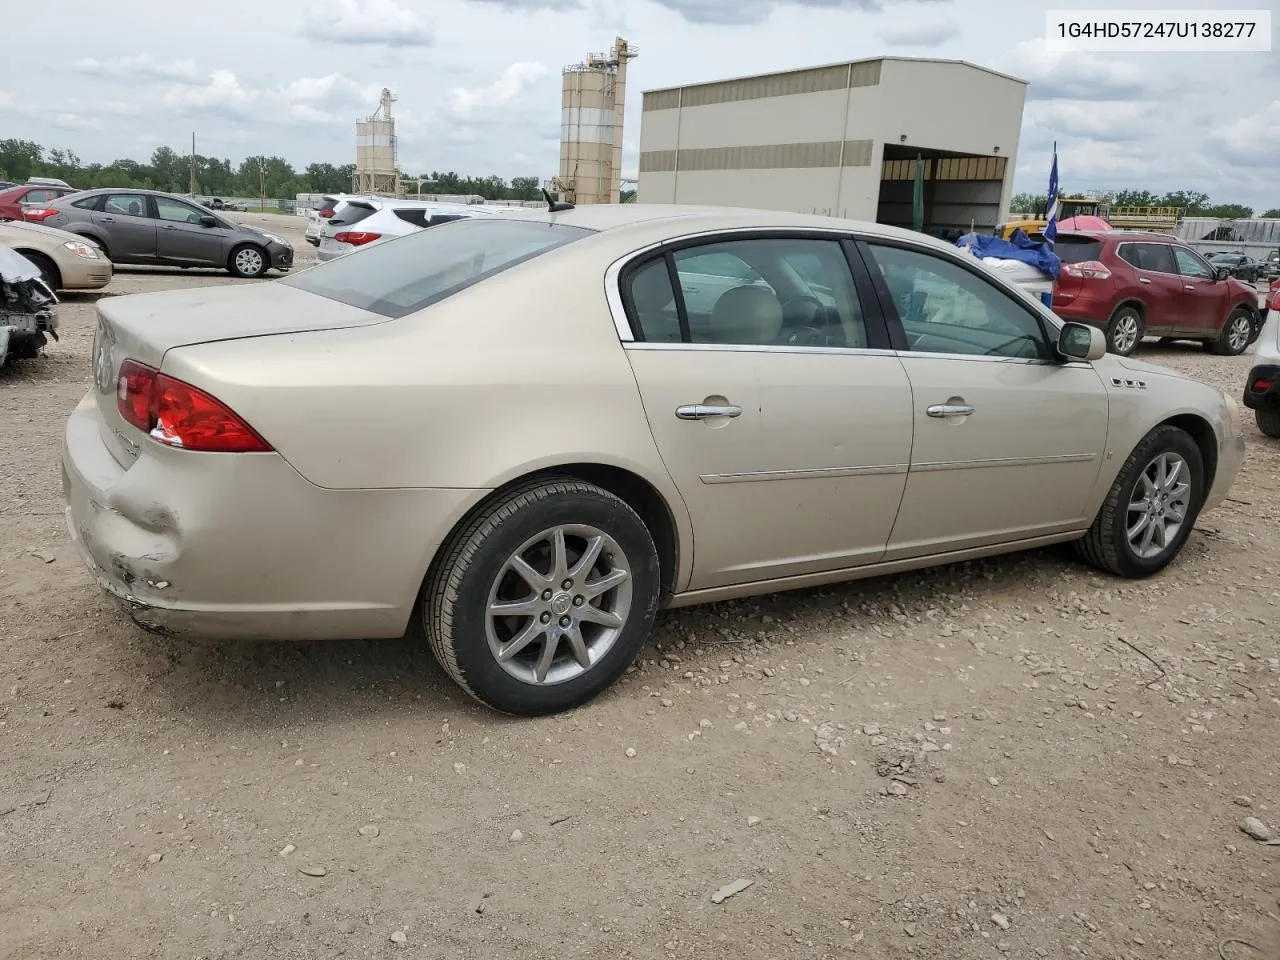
[1213,307,1254,356]
[1073,425,1204,578]
[228,244,268,279]
[1106,306,1144,356]
[1256,409,1280,438]
[422,479,661,716]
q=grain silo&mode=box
[553,37,637,205]
[354,88,399,196]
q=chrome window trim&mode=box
[603,224,1068,355]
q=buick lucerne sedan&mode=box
[63,205,1246,715]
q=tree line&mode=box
[0,139,549,202]
[1011,188,1280,220]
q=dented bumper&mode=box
[61,391,482,641]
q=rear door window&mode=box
[284,217,595,319]
[1118,243,1176,274]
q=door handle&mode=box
[1138,277,1151,284]
[927,403,976,418]
[100,216,115,223]
[1184,285,1195,291]
[161,225,177,231]
[676,403,742,420]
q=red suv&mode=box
[1051,231,1261,356]
[0,183,78,222]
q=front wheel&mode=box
[1213,308,1255,356]
[1106,306,1144,356]
[422,479,661,716]
[228,244,268,279]
[22,251,60,292]
[1073,425,1204,578]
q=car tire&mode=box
[1073,424,1204,579]
[1256,409,1280,438]
[422,478,661,716]
[1213,307,1255,356]
[228,244,268,279]
[1106,306,1144,356]
[21,251,60,292]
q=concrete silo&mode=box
[554,37,637,205]
[354,88,399,196]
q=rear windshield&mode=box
[328,201,375,226]
[1054,235,1103,264]
[284,217,596,318]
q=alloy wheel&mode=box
[235,248,264,275]
[1112,314,1140,354]
[1126,452,1191,560]
[484,524,633,685]
[1227,314,1252,353]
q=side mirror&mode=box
[1058,322,1106,362]
[199,214,218,227]
[1214,266,1230,281]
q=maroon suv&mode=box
[1051,230,1260,356]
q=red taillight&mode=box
[114,360,272,453]
[117,360,157,431]
[333,231,381,246]
[23,207,58,222]
[1061,260,1113,280]
[1253,378,1273,393]
[318,207,335,218]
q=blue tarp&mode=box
[955,227,1062,281]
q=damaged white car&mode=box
[0,245,59,369]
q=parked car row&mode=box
[1050,230,1262,357]
[1207,251,1265,283]
[306,194,502,260]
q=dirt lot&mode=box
[2,216,1278,959]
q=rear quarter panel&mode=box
[160,244,695,585]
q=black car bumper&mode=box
[1242,364,1280,411]
[268,244,294,271]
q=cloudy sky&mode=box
[3,0,1278,206]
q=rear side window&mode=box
[1054,236,1102,264]
[392,209,467,229]
[71,195,100,210]
[284,218,595,319]
[329,202,375,226]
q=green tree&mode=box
[509,176,541,200]
[1262,208,1280,219]
[1009,192,1045,214]
[1201,203,1254,219]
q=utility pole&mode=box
[189,132,197,197]
[258,156,266,210]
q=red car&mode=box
[1051,230,1261,356]
[0,183,79,222]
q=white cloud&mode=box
[0,90,12,109]
[878,21,960,47]
[1209,101,1280,168]
[74,54,202,84]
[51,112,103,131]
[301,0,433,46]
[1002,39,1154,101]
[447,63,549,119]
[160,70,378,125]
[1023,100,1149,143]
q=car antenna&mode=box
[542,188,575,213]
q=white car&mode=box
[1242,282,1280,435]
[316,199,501,261]
[303,194,362,247]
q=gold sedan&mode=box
[61,205,1245,716]
[0,220,112,291]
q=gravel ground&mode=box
[2,216,1277,959]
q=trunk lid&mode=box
[91,281,387,466]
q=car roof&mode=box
[477,202,970,253]
[1056,229,1190,245]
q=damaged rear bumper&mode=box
[61,391,481,641]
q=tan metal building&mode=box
[638,57,1027,235]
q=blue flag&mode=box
[1044,141,1059,248]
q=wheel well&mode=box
[433,464,681,601]
[1160,414,1218,497]
[1112,299,1146,321]
[15,248,59,288]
